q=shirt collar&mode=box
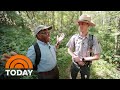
[78,32,89,39]
[37,39,50,45]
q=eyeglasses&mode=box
[40,32,50,35]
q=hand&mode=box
[1,53,11,62]
[10,51,17,56]
[1,51,17,62]
[57,33,65,43]
[72,55,82,62]
[77,61,85,66]
[72,55,85,66]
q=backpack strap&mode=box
[33,42,41,70]
[88,34,93,56]
[84,34,93,66]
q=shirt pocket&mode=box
[83,42,88,49]
[75,40,82,46]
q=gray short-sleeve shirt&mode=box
[66,33,102,59]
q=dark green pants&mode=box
[70,63,91,79]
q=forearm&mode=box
[55,42,60,49]
[68,48,76,57]
[83,54,100,61]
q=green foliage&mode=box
[5,11,23,26]
[0,26,36,79]
[0,26,35,56]
[57,48,71,79]
[91,59,120,79]
[89,27,98,34]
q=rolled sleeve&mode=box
[26,45,36,65]
[66,35,75,49]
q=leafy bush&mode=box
[57,47,71,79]
[90,59,120,79]
[0,26,35,56]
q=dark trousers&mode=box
[70,63,91,79]
[38,65,59,79]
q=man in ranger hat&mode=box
[66,14,101,79]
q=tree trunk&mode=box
[60,11,63,32]
[52,11,55,31]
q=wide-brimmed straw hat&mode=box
[78,14,95,26]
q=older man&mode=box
[1,25,65,79]
[26,25,64,79]
[66,14,101,79]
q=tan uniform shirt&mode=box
[66,33,102,63]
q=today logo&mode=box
[5,55,33,76]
